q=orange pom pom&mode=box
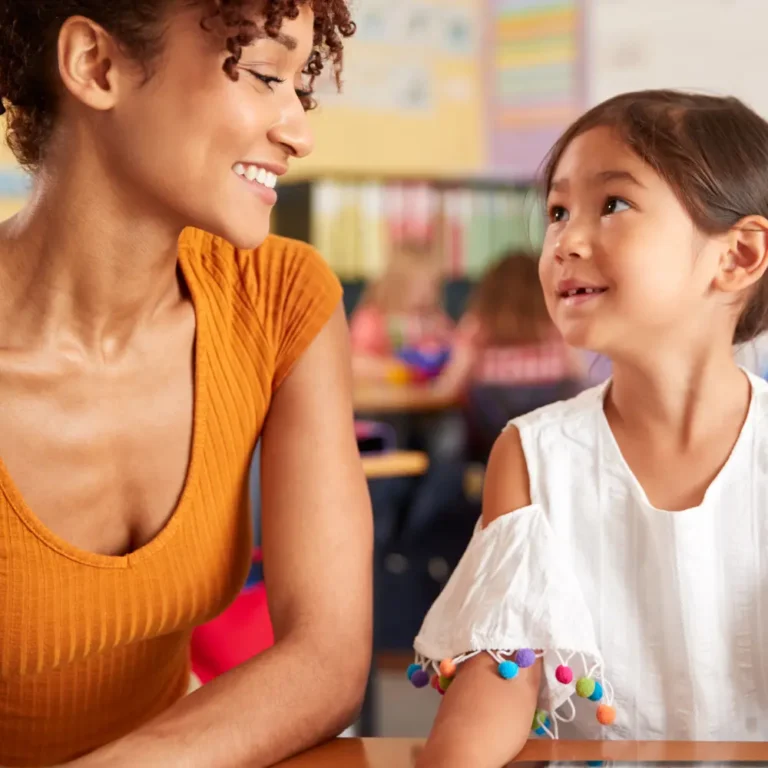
[596,704,616,725]
[439,659,457,678]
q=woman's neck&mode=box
[607,341,750,450]
[0,161,186,357]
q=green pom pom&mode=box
[576,677,596,698]
[438,675,452,690]
[531,708,549,729]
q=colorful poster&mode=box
[0,126,27,217]
[486,0,585,179]
[291,0,484,178]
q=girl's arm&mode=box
[431,314,481,399]
[416,426,541,768]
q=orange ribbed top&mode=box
[0,230,342,767]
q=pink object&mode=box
[555,664,574,685]
[190,549,274,684]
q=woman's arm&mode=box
[68,304,373,768]
[416,427,540,768]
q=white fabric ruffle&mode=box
[413,505,613,733]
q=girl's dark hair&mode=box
[0,0,355,170]
[468,250,554,346]
[543,89,768,344]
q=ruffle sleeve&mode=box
[411,505,616,738]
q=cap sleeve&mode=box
[412,506,616,737]
[237,236,343,392]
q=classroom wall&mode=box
[586,0,768,115]
[2,0,768,213]
[290,0,584,180]
[288,0,486,179]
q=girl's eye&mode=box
[603,197,631,215]
[548,205,569,223]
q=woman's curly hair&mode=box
[0,0,355,170]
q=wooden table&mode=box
[361,451,429,479]
[275,738,768,766]
[354,384,457,413]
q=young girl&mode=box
[435,251,584,458]
[350,240,454,382]
[410,89,768,767]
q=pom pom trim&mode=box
[408,647,616,739]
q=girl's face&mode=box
[77,3,316,249]
[539,126,725,356]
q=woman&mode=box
[0,2,372,767]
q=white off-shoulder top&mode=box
[413,371,768,747]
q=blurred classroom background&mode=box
[4,0,768,739]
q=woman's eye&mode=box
[548,205,569,223]
[247,71,285,91]
[603,197,631,215]
[296,88,315,111]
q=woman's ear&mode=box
[57,16,125,113]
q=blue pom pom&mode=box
[406,663,421,681]
[589,681,604,702]
[587,762,604,766]
[498,660,519,680]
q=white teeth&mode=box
[234,163,279,189]
[565,287,601,297]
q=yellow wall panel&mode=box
[288,0,485,179]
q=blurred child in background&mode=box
[350,240,464,548]
[435,251,584,459]
[350,241,454,383]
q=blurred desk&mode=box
[275,738,768,766]
[354,384,457,413]
[361,451,429,480]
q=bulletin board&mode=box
[0,121,28,218]
[288,0,486,179]
[485,0,585,180]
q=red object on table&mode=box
[190,548,274,683]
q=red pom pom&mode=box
[430,674,440,690]
[596,704,616,725]
[555,664,573,685]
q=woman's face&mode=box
[90,3,315,249]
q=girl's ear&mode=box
[715,215,768,295]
